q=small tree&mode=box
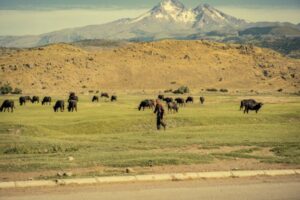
[12,88,22,94]
[173,86,190,94]
[0,83,13,95]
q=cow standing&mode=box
[19,96,26,106]
[111,95,117,102]
[68,100,77,112]
[42,96,52,105]
[200,97,205,105]
[53,100,64,112]
[0,100,15,112]
[163,97,173,104]
[244,102,263,114]
[31,96,39,104]
[92,96,99,102]
[186,97,194,103]
[175,98,185,107]
[240,99,257,110]
[167,102,179,113]
[158,95,164,100]
[138,99,155,111]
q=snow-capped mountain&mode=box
[128,0,246,31]
[0,0,297,48]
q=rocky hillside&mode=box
[0,40,299,94]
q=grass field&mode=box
[0,93,299,179]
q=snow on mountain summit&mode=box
[129,0,245,28]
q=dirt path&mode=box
[1,175,299,200]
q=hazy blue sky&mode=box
[0,0,299,36]
[1,0,299,9]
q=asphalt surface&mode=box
[1,175,300,200]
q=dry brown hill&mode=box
[0,40,299,94]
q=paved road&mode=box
[1,176,300,200]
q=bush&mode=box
[206,88,218,92]
[220,88,228,93]
[0,83,13,94]
[11,88,22,94]
[164,89,173,93]
[173,86,190,94]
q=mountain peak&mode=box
[152,0,186,14]
[159,0,185,11]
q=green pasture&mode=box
[0,93,299,174]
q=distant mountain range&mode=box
[0,0,300,56]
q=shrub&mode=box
[0,83,13,94]
[173,86,190,94]
[206,88,218,92]
[164,89,173,93]
[220,88,228,93]
[11,88,22,94]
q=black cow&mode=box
[244,102,263,114]
[175,98,185,106]
[92,96,99,102]
[19,96,26,106]
[158,95,164,100]
[0,100,15,112]
[24,96,32,102]
[200,97,205,105]
[31,96,39,104]
[163,97,173,104]
[53,100,64,112]
[186,96,194,103]
[111,95,117,102]
[240,99,257,110]
[167,102,179,113]
[42,96,51,105]
[101,92,109,98]
[68,100,77,112]
[68,92,78,102]
[138,99,155,111]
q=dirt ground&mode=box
[1,157,298,182]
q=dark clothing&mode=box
[154,103,166,130]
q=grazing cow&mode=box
[163,97,173,104]
[244,102,263,114]
[53,100,64,112]
[138,99,155,111]
[31,96,39,104]
[0,100,15,112]
[24,96,32,102]
[240,99,257,110]
[175,98,185,107]
[42,96,51,105]
[111,95,117,102]
[200,96,205,105]
[92,96,99,102]
[19,96,26,106]
[186,96,194,103]
[68,100,77,112]
[167,102,179,113]
[158,95,164,100]
[101,92,109,98]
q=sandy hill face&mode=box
[0,40,299,94]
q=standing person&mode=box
[154,99,167,130]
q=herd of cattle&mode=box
[0,93,263,114]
